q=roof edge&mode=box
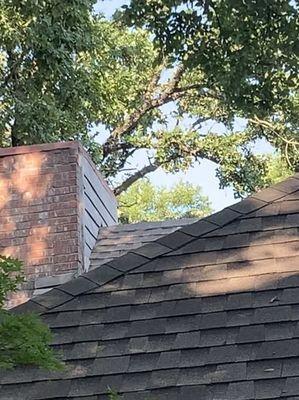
[0,141,115,199]
[0,141,80,157]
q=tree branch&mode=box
[114,163,159,196]
[102,65,186,158]
[248,117,299,145]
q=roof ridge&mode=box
[12,174,299,316]
[98,217,199,233]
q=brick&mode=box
[1,143,117,309]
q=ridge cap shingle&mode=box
[12,175,299,316]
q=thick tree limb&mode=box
[114,163,159,195]
[102,65,186,158]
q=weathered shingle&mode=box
[2,176,299,400]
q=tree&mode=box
[263,153,293,185]
[0,1,298,197]
[116,0,299,195]
[0,256,62,369]
[0,0,97,147]
[118,179,212,223]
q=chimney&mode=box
[0,141,117,308]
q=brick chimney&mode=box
[0,142,117,308]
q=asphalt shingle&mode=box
[2,176,299,400]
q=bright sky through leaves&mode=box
[94,0,274,211]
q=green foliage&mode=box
[263,154,294,186]
[118,179,212,223]
[108,388,122,400]
[122,0,298,118]
[0,0,298,197]
[0,256,62,370]
[0,256,24,307]
[0,0,96,146]
[0,311,62,370]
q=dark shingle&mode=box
[84,264,121,285]
[284,377,299,397]
[32,288,73,309]
[90,356,130,375]
[253,187,286,202]
[128,353,159,372]
[177,366,213,385]
[247,359,282,380]
[206,207,241,226]
[238,325,265,343]
[3,175,299,400]
[181,219,219,237]
[120,372,150,392]
[212,362,247,382]
[108,252,148,272]
[180,348,208,367]
[157,350,181,369]
[254,378,285,399]
[227,381,254,400]
[59,277,98,296]
[229,197,267,214]
[133,242,171,258]
[252,339,299,360]
[157,230,194,249]
[174,331,201,349]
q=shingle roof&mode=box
[28,218,197,298]
[1,174,299,400]
[89,218,198,269]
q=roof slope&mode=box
[30,218,197,297]
[1,175,299,400]
[89,218,198,269]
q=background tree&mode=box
[0,0,97,147]
[118,179,212,223]
[0,0,298,198]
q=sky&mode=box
[94,0,273,212]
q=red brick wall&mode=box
[0,143,84,307]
